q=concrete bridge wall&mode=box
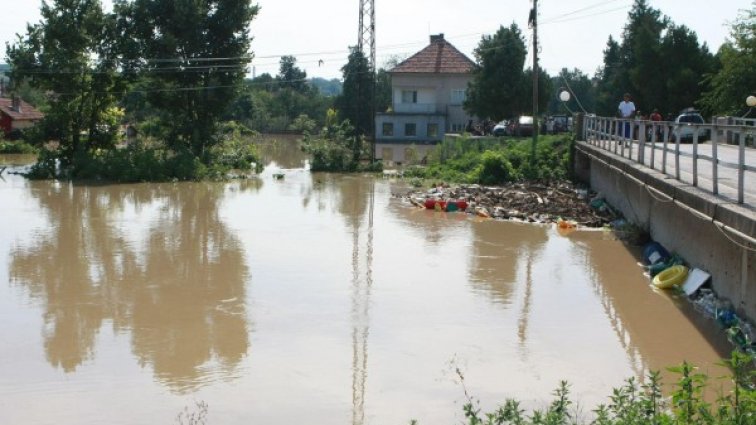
[575,142,756,323]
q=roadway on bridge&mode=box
[590,139,756,208]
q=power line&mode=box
[540,0,624,24]
[541,4,631,25]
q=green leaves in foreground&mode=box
[438,352,755,425]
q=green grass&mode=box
[403,134,573,184]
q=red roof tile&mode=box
[0,97,44,121]
[390,35,475,74]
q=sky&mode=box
[0,0,752,80]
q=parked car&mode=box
[551,115,569,133]
[492,120,509,137]
[513,116,534,137]
[671,109,710,143]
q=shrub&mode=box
[431,352,755,425]
[23,128,261,182]
[406,134,573,184]
[474,151,515,185]
[301,119,380,172]
[0,138,38,154]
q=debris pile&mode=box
[400,181,616,227]
[642,240,756,358]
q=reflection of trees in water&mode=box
[468,221,548,351]
[468,221,548,305]
[10,180,255,392]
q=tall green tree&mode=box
[522,67,553,117]
[548,68,596,115]
[120,0,258,158]
[623,0,667,115]
[595,36,624,115]
[700,3,756,115]
[270,56,312,126]
[594,0,717,117]
[464,24,529,120]
[334,47,373,138]
[277,55,309,93]
[374,68,391,114]
[660,25,715,115]
[6,0,124,164]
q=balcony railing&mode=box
[393,103,438,114]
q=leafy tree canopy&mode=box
[334,47,373,139]
[118,0,259,157]
[464,24,532,120]
[699,2,756,116]
[594,0,716,117]
[6,0,124,164]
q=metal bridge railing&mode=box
[582,115,755,205]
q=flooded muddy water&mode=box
[0,138,733,424]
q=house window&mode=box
[401,90,418,104]
[405,123,416,136]
[427,123,438,138]
[451,123,465,132]
[451,89,466,105]
[382,122,394,136]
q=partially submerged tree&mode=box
[6,0,125,165]
[120,0,259,158]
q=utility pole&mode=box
[358,0,376,161]
[531,0,539,163]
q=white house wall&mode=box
[375,143,436,166]
[391,73,473,132]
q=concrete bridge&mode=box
[573,115,755,323]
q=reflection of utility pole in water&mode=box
[351,179,374,425]
[517,253,533,353]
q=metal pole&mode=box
[739,126,745,204]
[530,0,538,164]
[712,121,718,195]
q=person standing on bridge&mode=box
[618,93,636,139]
[650,108,663,140]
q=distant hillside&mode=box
[310,77,342,97]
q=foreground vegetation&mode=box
[403,134,573,185]
[427,352,755,425]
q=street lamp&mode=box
[559,90,570,103]
[747,95,756,108]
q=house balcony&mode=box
[393,103,439,114]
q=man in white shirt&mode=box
[618,93,636,138]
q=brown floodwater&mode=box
[0,137,733,424]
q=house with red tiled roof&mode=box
[0,96,44,138]
[375,34,476,164]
